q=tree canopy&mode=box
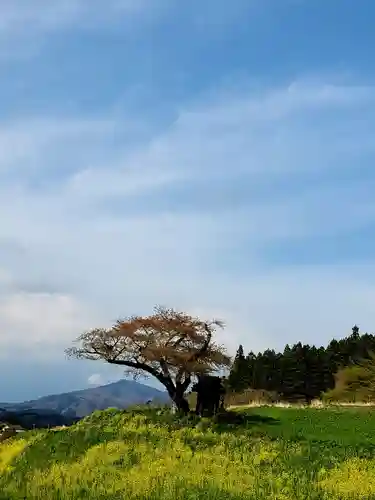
[65,306,231,413]
[228,325,375,404]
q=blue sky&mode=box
[1,0,375,402]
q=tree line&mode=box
[228,325,375,403]
[65,305,375,414]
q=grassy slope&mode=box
[2,406,375,499]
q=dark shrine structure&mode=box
[191,374,226,417]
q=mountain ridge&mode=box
[0,379,170,428]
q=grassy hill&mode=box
[2,406,375,499]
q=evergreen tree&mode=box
[228,345,249,392]
[352,325,360,339]
[245,351,257,387]
[228,326,375,403]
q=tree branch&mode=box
[159,358,171,379]
[186,322,212,364]
[181,375,191,392]
[106,358,175,391]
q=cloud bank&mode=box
[1,80,375,366]
[1,0,375,401]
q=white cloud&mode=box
[87,374,105,386]
[0,291,97,357]
[0,0,165,60]
[87,373,124,387]
[0,118,113,172]
[0,0,148,35]
[1,79,375,364]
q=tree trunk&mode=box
[169,387,190,414]
[305,395,313,405]
[174,396,190,414]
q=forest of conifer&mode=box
[228,326,375,403]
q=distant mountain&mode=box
[0,379,170,428]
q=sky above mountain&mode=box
[1,0,375,402]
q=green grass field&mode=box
[2,406,375,499]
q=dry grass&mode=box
[228,399,375,409]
